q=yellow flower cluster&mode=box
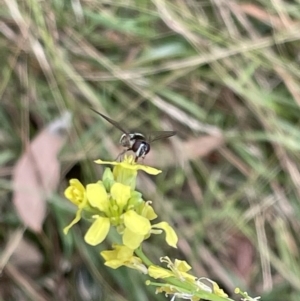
[64,156,178,251]
[63,156,258,301]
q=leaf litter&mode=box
[12,112,71,232]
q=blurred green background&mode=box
[1,0,300,300]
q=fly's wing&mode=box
[148,131,176,143]
[90,108,128,134]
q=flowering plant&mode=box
[64,155,259,301]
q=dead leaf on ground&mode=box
[228,233,255,284]
[183,134,224,160]
[12,112,71,233]
[141,134,224,167]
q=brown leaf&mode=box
[135,134,224,167]
[183,134,224,159]
[228,233,254,284]
[13,112,71,232]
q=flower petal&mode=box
[124,210,151,235]
[134,165,162,175]
[148,265,174,279]
[142,203,157,220]
[64,179,86,206]
[95,156,161,191]
[95,156,162,175]
[84,216,110,246]
[123,228,144,249]
[174,259,192,272]
[104,259,123,269]
[152,222,178,248]
[94,159,118,166]
[111,183,131,208]
[101,249,119,261]
[101,248,124,269]
[86,183,109,212]
[64,185,74,200]
[101,244,134,261]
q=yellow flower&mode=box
[85,180,174,249]
[149,257,196,282]
[84,181,132,246]
[83,181,158,249]
[101,244,147,274]
[64,158,175,251]
[64,178,158,249]
[64,179,86,206]
[63,179,88,234]
[95,155,161,189]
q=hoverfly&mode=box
[91,108,176,162]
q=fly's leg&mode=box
[115,149,128,161]
[134,155,145,163]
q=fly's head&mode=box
[119,133,131,149]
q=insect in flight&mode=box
[91,108,176,162]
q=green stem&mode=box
[134,248,235,301]
[135,247,154,266]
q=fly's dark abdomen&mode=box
[132,140,150,159]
